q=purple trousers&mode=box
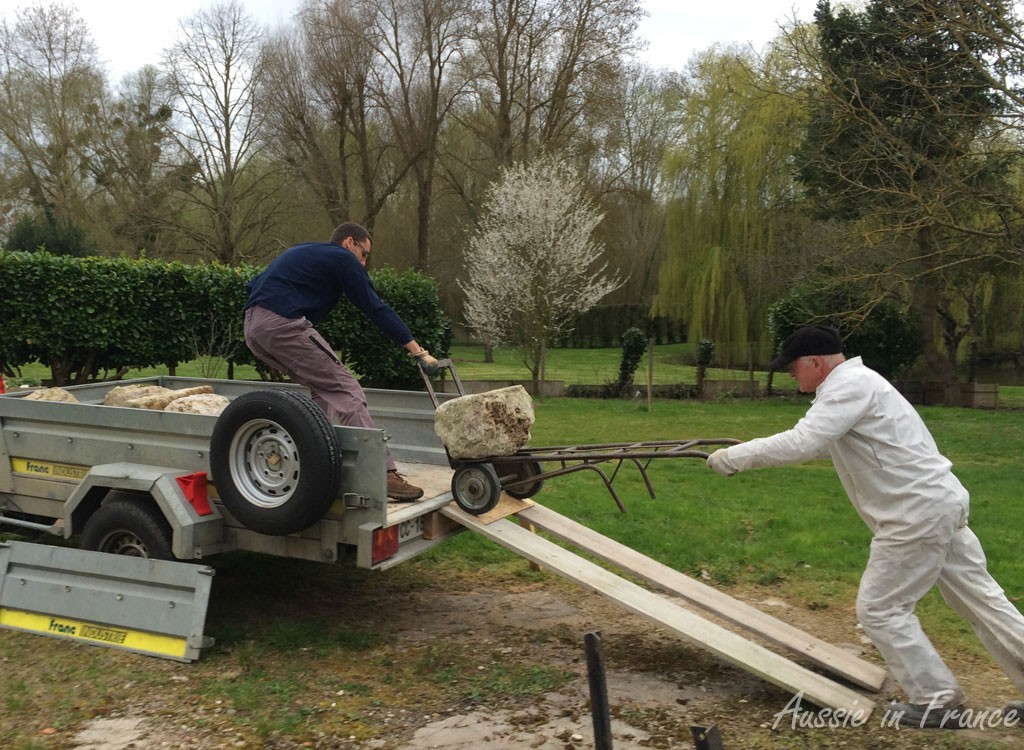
[244,306,396,471]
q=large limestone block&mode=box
[124,385,215,410]
[24,387,78,403]
[164,393,230,415]
[435,386,534,459]
[103,384,173,406]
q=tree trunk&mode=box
[415,161,434,272]
[538,339,547,402]
[914,228,959,404]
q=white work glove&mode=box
[706,449,739,477]
[409,349,439,375]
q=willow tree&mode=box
[653,45,809,364]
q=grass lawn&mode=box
[417,396,1024,657]
[4,348,1024,749]
[10,341,1024,406]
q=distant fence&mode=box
[896,381,998,409]
[456,377,1000,408]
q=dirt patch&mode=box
[4,553,1024,750]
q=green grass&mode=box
[447,342,780,389]
[10,341,1024,407]
[4,349,1024,749]
[7,342,710,388]
[418,397,1024,654]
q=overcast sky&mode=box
[1,0,821,80]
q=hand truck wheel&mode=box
[451,462,502,515]
[492,459,544,499]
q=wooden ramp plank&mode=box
[519,504,887,692]
[442,505,874,718]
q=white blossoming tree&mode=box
[461,158,624,394]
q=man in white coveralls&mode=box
[706,325,1024,729]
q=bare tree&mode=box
[365,0,474,271]
[260,0,410,234]
[587,65,682,308]
[462,0,643,166]
[161,0,288,264]
[0,3,106,239]
[89,66,182,256]
[461,157,623,392]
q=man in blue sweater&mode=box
[244,222,438,501]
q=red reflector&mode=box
[176,472,213,516]
[371,525,399,565]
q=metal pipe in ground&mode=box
[584,630,613,750]
[690,724,724,749]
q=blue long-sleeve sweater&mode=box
[244,242,413,346]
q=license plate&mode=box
[397,517,423,544]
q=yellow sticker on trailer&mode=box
[0,607,189,660]
[10,457,89,481]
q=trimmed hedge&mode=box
[0,251,450,388]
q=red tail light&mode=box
[371,526,399,565]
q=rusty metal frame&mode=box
[422,360,739,511]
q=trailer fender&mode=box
[64,463,224,559]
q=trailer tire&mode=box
[80,498,175,560]
[451,462,502,515]
[210,389,341,536]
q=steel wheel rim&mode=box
[454,467,494,511]
[97,530,149,557]
[229,418,300,509]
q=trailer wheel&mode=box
[493,459,545,499]
[451,462,502,515]
[210,389,340,536]
[80,498,175,560]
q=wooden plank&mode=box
[519,504,887,692]
[474,495,533,524]
[442,505,875,718]
[423,496,533,539]
[421,511,461,540]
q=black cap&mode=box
[768,325,843,371]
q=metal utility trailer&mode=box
[423,360,740,515]
[0,376,460,571]
[0,376,470,661]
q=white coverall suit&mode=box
[719,357,1024,704]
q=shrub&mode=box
[610,327,648,397]
[767,285,920,379]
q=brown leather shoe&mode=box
[387,470,424,501]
